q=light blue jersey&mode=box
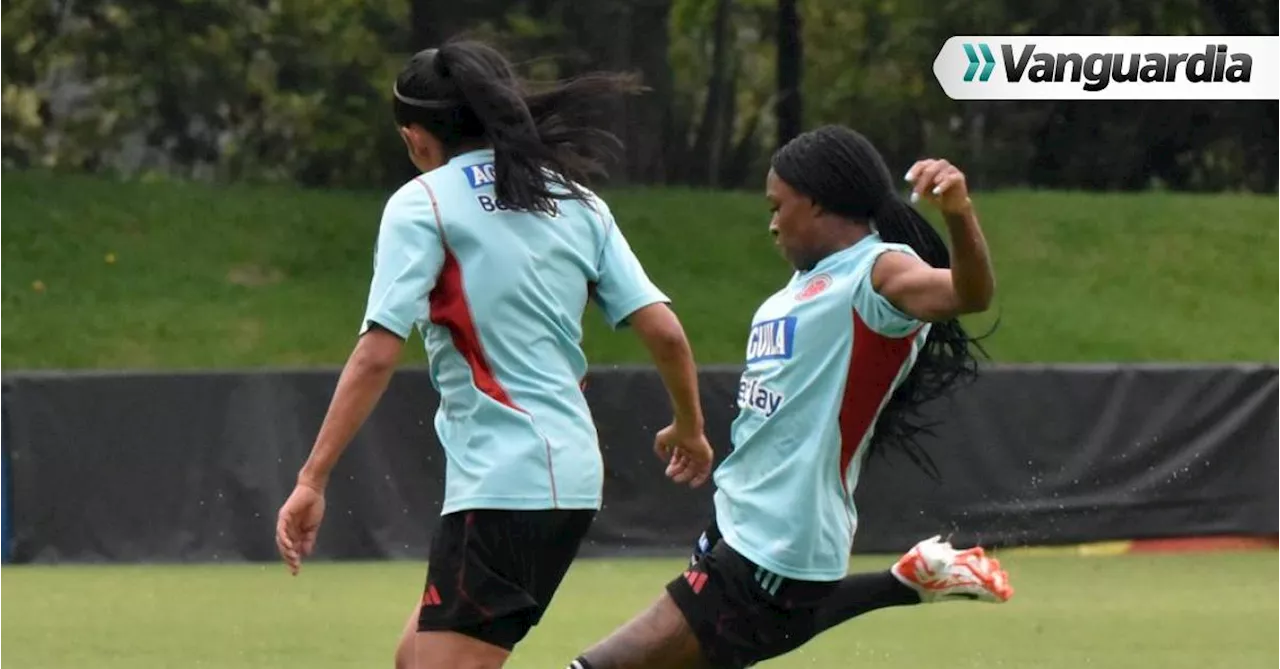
[361,149,668,514]
[713,234,931,582]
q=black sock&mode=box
[568,658,595,669]
[812,570,922,634]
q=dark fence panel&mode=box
[0,378,10,562]
[2,364,1275,564]
[850,364,1278,550]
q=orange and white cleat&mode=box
[890,536,1014,603]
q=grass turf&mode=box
[2,170,1276,369]
[2,552,1276,668]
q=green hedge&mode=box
[3,170,1275,369]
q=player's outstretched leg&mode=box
[809,535,1013,636]
[810,569,922,633]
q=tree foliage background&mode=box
[3,0,1276,192]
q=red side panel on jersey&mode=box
[428,249,521,411]
[837,311,919,492]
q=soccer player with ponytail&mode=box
[274,41,713,669]
[569,125,1011,669]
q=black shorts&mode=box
[668,527,840,669]
[418,508,595,650]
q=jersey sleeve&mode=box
[359,183,444,339]
[852,245,923,338]
[592,202,670,329]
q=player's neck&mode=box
[821,226,873,260]
[447,140,492,159]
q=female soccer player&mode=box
[273,41,714,669]
[567,125,1011,669]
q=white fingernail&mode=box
[910,192,920,203]
[904,171,914,182]
[932,186,942,196]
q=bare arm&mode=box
[873,159,996,322]
[297,327,404,491]
[590,207,712,487]
[626,302,704,433]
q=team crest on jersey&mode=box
[793,273,834,301]
[464,162,497,188]
[796,273,832,301]
[738,376,784,417]
[745,317,796,363]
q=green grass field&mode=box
[3,552,1275,668]
[2,170,1277,369]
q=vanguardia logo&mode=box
[935,37,1279,101]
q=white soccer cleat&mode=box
[890,535,1014,604]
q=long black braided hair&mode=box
[771,125,991,479]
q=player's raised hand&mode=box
[275,481,326,576]
[904,158,973,216]
[653,423,714,488]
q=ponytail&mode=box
[873,196,950,269]
[871,196,987,480]
[393,41,642,215]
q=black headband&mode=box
[392,83,455,110]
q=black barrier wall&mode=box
[2,381,13,562]
[2,365,1276,564]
